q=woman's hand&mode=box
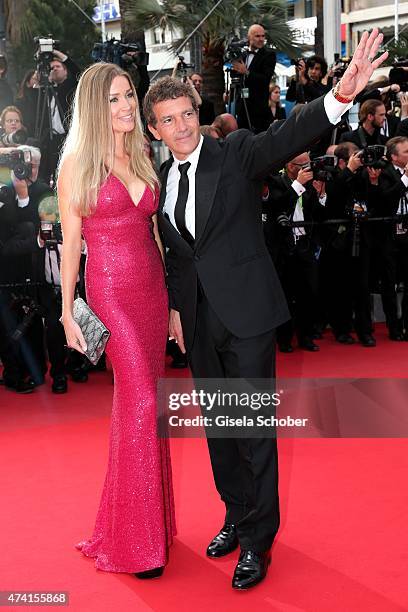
[61,314,87,354]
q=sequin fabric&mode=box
[77,175,176,573]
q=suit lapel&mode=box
[159,156,173,212]
[194,136,224,246]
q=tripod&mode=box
[225,68,253,131]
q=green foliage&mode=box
[384,33,408,65]
[10,0,99,81]
[125,0,297,55]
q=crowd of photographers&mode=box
[1,26,408,394]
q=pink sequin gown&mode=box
[77,175,176,573]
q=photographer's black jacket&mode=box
[236,47,276,133]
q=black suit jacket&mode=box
[339,126,387,148]
[158,96,333,351]
[236,47,276,133]
[372,163,408,243]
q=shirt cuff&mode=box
[401,174,408,188]
[17,196,29,208]
[324,91,353,125]
[319,194,327,206]
[291,180,306,197]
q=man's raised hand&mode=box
[337,29,388,100]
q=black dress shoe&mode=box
[279,343,294,353]
[336,333,355,345]
[299,339,320,352]
[359,333,376,347]
[134,566,164,579]
[389,331,404,341]
[4,379,34,394]
[206,523,238,558]
[232,549,271,590]
[52,375,68,394]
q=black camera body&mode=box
[359,145,387,169]
[91,39,149,69]
[332,54,350,79]
[0,149,32,180]
[309,155,337,181]
[224,38,250,64]
[34,36,59,84]
[40,221,63,247]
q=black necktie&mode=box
[174,161,193,245]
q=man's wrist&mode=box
[332,81,354,104]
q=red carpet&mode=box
[1,323,408,611]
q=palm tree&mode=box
[123,0,298,113]
[119,0,147,49]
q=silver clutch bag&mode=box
[72,297,110,365]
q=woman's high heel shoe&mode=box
[134,566,164,579]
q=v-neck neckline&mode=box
[110,174,147,208]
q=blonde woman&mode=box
[58,63,175,578]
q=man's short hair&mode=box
[358,99,384,123]
[334,141,359,162]
[386,136,408,159]
[306,55,328,78]
[143,76,198,127]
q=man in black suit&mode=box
[340,98,387,148]
[265,153,327,353]
[371,136,408,339]
[232,24,276,133]
[144,29,387,590]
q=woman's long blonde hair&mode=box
[59,62,157,216]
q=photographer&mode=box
[232,24,276,133]
[0,106,27,147]
[340,98,387,148]
[263,152,327,352]
[372,136,408,340]
[39,49,81,183]
[286,55,331,105]
[0,173,39,393]
[190,73,215,125]
[12,145,88,391]
[324,142,379,346]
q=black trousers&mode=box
[380,236,408,333]
[323,245,373,337]
[275,241,319,345]
[188,293,279,552]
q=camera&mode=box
[389,61,408,94]
[332,54,350,79]
[40,221,63,246]
[0,127,28,147]
[175,54,194,82]
[309,155,337,181]
[0,149,32,180]
[34,35,59,83]
[358,145,387,169]
[91,39,149,69]
[224,37,250,65]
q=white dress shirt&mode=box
[163,135,204,239]
[393,164,408,235]
[163,92,350,237]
